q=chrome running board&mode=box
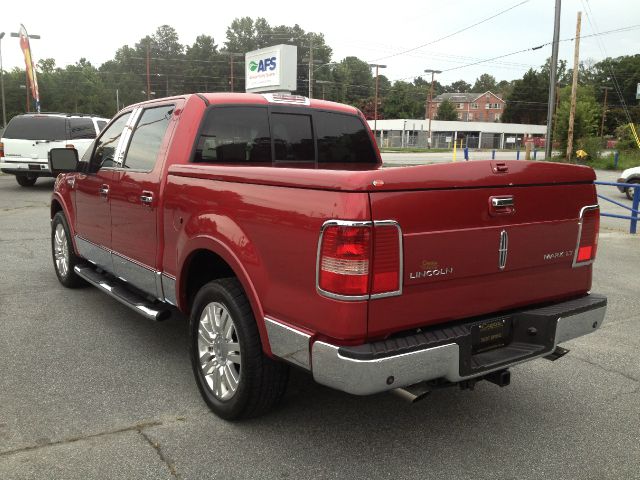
[74,265,172,321]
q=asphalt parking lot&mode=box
[1,172,639,480]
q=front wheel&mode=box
[189,278,289,420]
[16,174,37,187]
[625,179,640,201]
[51,212,86,288]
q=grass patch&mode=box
[547,149,640,171]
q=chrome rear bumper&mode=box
[267,294,607,396]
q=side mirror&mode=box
[49,148,79,176]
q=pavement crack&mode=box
[0,420,162,458]
[138,429,181,479]
[569,353,640,384]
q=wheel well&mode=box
[183,249,235,312]
[51,200,63,219]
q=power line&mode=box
[390,24,640,82]
[367,0,530,63]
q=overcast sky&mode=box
[1,0,638,86]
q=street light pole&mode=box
[369,64,386,145]
[0,32,6,127]
[424,69,442,149]
[545,0,562,160]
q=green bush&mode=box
[576,136,604,163]
[615,123,640,150]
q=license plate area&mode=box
[470,316,512,354]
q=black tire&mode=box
[625,179,640,201]
[189,278,289,420]
[51,211,86,288]
[16,174,37,187]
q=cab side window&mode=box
[89,113,131,173]
[122,106,173,171]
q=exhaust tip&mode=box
[391,383,431,403]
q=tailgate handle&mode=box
[493,162,509,173]
[489,196,515,216]
[492,197,514,208]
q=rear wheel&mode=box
[189,278,289,420]
[625,179,640,201]
[16,174,37,187]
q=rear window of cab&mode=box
[192,106,377,165]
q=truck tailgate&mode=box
[367,165,597,339]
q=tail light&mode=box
[317,220,402,300]
[0,142,4,158]
[573,206,599,267]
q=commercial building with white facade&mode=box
[366,119,547,149]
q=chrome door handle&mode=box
[140,192,153,205]
[99,185,109,197]
[491,197,514,208]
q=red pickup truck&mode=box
[49,93,607,419]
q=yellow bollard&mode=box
[453,139,457,162]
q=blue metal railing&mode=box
[594,181,640,234]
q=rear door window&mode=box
[121,106,173,172]
[3,116,67,140]
[68,118,97,139]
[315,112,377,163]
[271,113,314,162]
[193,107,271,163]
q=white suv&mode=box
[0,113,109,187]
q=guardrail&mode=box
[594,181,639,234]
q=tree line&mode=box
[1,18,638,144]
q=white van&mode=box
[0,113,109,186]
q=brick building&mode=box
[428,91,505,122]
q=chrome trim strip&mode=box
[264,318,311,370]
[498,229,508,270]
[112,251,159,298]
[315,219,403,302]
[115,108,143,166]
[310,301,607,396]
[75,236,113,272]
[572,204,599,268]
[161,274,177,306]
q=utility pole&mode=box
[116,89,119,113]
[224,53,243,92]
[545,0,562,160]
[566,11,582,162]
[368,64,387,144]
[424,69,442,149]
[146,41,151,100]
[600,86,610,138]
[308,37,313,98]
[316,80,330,100]
[0,32,6,127]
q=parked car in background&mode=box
[617,165,640,200]
[0,113,109,187]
